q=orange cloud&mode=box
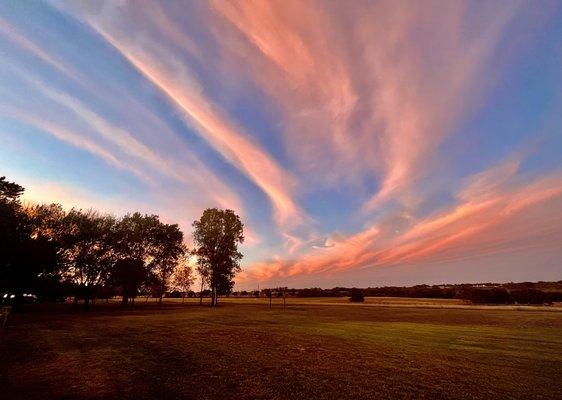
[73,11,305,229]
[241,161,562,284]
[210,1,520,206]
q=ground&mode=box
[1,298,561,399]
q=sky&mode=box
[1,1,561,289]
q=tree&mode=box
[0,177,26,305]
[0,178,59,310]
[197,264,209,305]
[173,264,195,304]
[0,176,24,202]
[112,212,186,306]
[25,203,67,276]
[110,258,148,306]
[0,177,193,309]
[60,209,116,310]
[150,222,186,305]
[192,208,244,306]
[349,288,365,303]
[114,213,161,261]
[112,213,160,305]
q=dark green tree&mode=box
[0,176,24,202]
[112,213,159,306]
[349,288,365,303]
[112,213,186,305]
[0,178,59,310]
[150,222,186,304]
[60,209,117,310]
[111,258,148,306]
[192,208,244,306]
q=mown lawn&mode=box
[1,300,561,399]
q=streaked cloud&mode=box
[1,0,561,287]
[242,157,562,284]
[210,0,520,205]
[56,1,307,230]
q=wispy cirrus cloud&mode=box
[2,1,560,287]
[56,1,308,230]
[210,0,521,205]
[241,155,562,284]
[0,15,77,79]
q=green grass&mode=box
[1,299,561,399]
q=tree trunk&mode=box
[211,285,218,307]
[83,295,90,311]
[199,279,204,306]
[182,294,185,304]
[121,295,128,307]
[13,291,23,312]
[159,279,165,305]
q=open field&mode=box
[180,296,562,311]
[2,299,562,399]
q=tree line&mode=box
[235,283,562,305]
[0,176,244,310]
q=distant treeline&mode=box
[233,281,562,305]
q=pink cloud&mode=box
[240,158,562,285]
[61,3,307,230]
[210,1,520,205]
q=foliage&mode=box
[150,222,186,303]
[111,258,148,306]
[349,288,365,302]
[0,176,24,202]
[0,176,190,310]
[192,208,244,306]
[111,213,187,304]
[60,209,117,309]
[0,177,59,309]
[173,264,195,303]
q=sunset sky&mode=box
[1,1,561,289]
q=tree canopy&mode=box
[192,208,244,306]
[0,176,195,311]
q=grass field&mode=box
[1,298,562,399]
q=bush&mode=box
[349,288,365,303]
[510,289,552,305]
[455,287,512,304]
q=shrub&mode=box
[510,289,552,305]
[349,288,365,303]
[455,287,512,304]
[167,290,182,298]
